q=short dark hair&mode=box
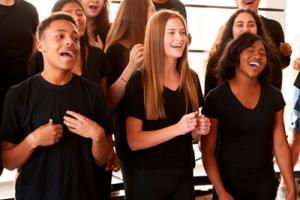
[218,32,270,82]
[37,12,77,40]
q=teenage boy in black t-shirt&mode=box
[0,13,112,200]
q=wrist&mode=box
[26,133,38,149]
[92,127,105,142]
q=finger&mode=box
[63,119,77,129]
[49,118,53,124]
[66,110,82,120]
[186,111,198,119]
[64,115,78,125]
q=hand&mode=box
[63,110,105,142]
[279,42,292,57]
[176,111,198,135]
[128,43,144,70]
[193,115,211,136]
[218,191,234,200]
[105,150,120,172]
[30,119,63,147]
[293,57,300,70]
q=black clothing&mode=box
[106,43,130,160]
[125,70,203,169]
[202,82,285,199]
[124,69,203,198]
[0,0,38,176]
[29,46,110,86]
[1,74,113,200]
[153,0,187,19]
[105,42,133,199]
[261,16,290,68]
[132,168,194,200]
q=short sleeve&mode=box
[94,87,113,136]
[0,87,24,143]
[272,87,285,112]
[124,70,145,120]
[202,89,219,119]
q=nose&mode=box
[65,36,74,46]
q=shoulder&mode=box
[6,75,39,99]
[18,0,38,14]
[261,15,282,29]
[106,43,128,54]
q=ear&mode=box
[36,39,45,53]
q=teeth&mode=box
[171,45,182,48]
[249,61,259,68]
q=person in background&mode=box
[205,9,282,96]
[105,0,155,199]
[201,32,296,200]
[277,57,300,199]
[28,1,117,199]
[1,13,112,200]
[152,0,186,19]
[0,0,39,176]
[79,0,110,49]
[124,10,210,200]
[235,0,292,68]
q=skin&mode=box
[126,17,210,151]
[232,12,257,39]
[202,40,296,200]
[1,19,109,170]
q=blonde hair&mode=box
[143,10,199,120]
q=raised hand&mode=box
[279,42,292,57]
[30,119,63,147]
[128,43,144,70]
[63,110,105,141]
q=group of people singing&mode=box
[0,0,299,200]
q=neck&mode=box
[0,0,15,6]
[41,68,73,86]
[164,57,177,71]
[230,74,259,89]
[153,0,168,3]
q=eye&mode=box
[56,34,65,40]
[73,36,79,43]
[76,10,84,16]
[180,30,186,35]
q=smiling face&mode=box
[61,2,87,37]
[38,19,80,72]
[237,40,267,79]
[164,17,187,61]
[235,0,260,11]
[232,12,257,39]
[80,0,104,18]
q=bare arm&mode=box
[273,109,296,200]
[108,44,144,107]
[63,111,109,166]
[201,118,233,200]
[1,119,63,170]
[126,112,199,151]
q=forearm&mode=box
[91,131,110,166]
[202,152,228,196]
[108,63,136,107]
[127,123,183,151]
[274,142,296,193]
[2,135,36,170]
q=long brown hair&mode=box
[105,0,150,49]
[143,10,199,120]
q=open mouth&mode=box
[244,0,254,5]
[88,5,98,11]
[171,44,183,49]
[60,50,75,60]
[248,61,260,68]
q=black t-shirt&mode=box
[153,0,187,19]
[202,82,285,175]
[124,70,204,169]
[0,74,113,200]
[105,43,131,160]
[261,15,290,68]
[29,46,110,86]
